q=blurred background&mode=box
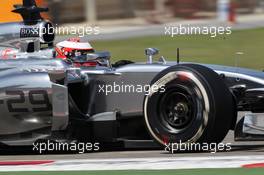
[1,0,264,24]
[1,0,264,69]
[49,0,264,24]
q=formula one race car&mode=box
[0,0,263,149]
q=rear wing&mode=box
[12,0,49,25]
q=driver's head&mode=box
[56,38,95,60]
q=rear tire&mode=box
[144,64,235,145]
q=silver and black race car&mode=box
[0,0,263,148]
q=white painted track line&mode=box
[0,156,263,171]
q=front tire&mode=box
[144,64,235,146]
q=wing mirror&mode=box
[145,48,159,64]
[72,51,111,67]
[86,51,111,61]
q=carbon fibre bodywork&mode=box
[0,59,69,145]
[0,51,264,145]
[0,56,264,146]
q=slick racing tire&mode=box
[143,64,235,146]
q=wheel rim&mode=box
[144,70,210,145]
[159,86,197,132]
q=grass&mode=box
[0,169,263,175]
[91,28,264,70]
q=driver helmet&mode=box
[56,38,95,60]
